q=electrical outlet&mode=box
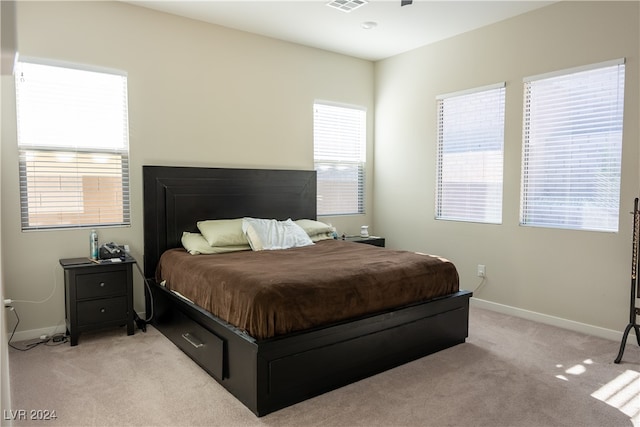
[477,264,486,277]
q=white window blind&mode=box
[520,59,625,232]
[313,102,366,216]
[15,59,130,230]
[436,83,505,224]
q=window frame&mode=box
[313,101,367,216]
[435,82,506,224]
[519,58,625,233]
[14,58,131,231]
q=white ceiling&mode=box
[125,0,554,61]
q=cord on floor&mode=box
[7,306,68,351]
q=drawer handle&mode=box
[100,308,106,313]
[99,282,105,287]
[181,333,204,349]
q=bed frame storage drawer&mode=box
[266,305,468,396]
[159,307,225,381]
[255,291,471,414]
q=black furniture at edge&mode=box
[615,197,640,363]
[344,235,385,247]
[60,257,135,346]
[143,165,472,416]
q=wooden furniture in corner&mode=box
[60,258,135,346]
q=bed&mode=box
[143,165,472,416]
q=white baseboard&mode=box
[8,311,148,343]
[9,324,67,343]
[471,297,636,343]
[7,302,635,345]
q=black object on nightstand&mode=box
[343,236,386,247]
[59,257,135,346]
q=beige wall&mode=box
[374,1,639,335]
[0,1,374,336]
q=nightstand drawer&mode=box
[77,296,127,326]
[76,271,127,299]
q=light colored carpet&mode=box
[8,306,640,427]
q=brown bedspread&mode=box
[156,239,459,340]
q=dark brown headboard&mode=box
[142,166,317,278]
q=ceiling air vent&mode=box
[326,0,368,13]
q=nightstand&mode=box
[59,257,135,346]
[343,236,386,247]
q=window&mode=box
[15,59,130,231]
[313,102,366,216]
[520,59,625,232]
[436,83,505,224]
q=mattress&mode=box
[156,239,459,340]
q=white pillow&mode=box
[182,232,251,255]
[196,219,248,247]
[242,218,314,251]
